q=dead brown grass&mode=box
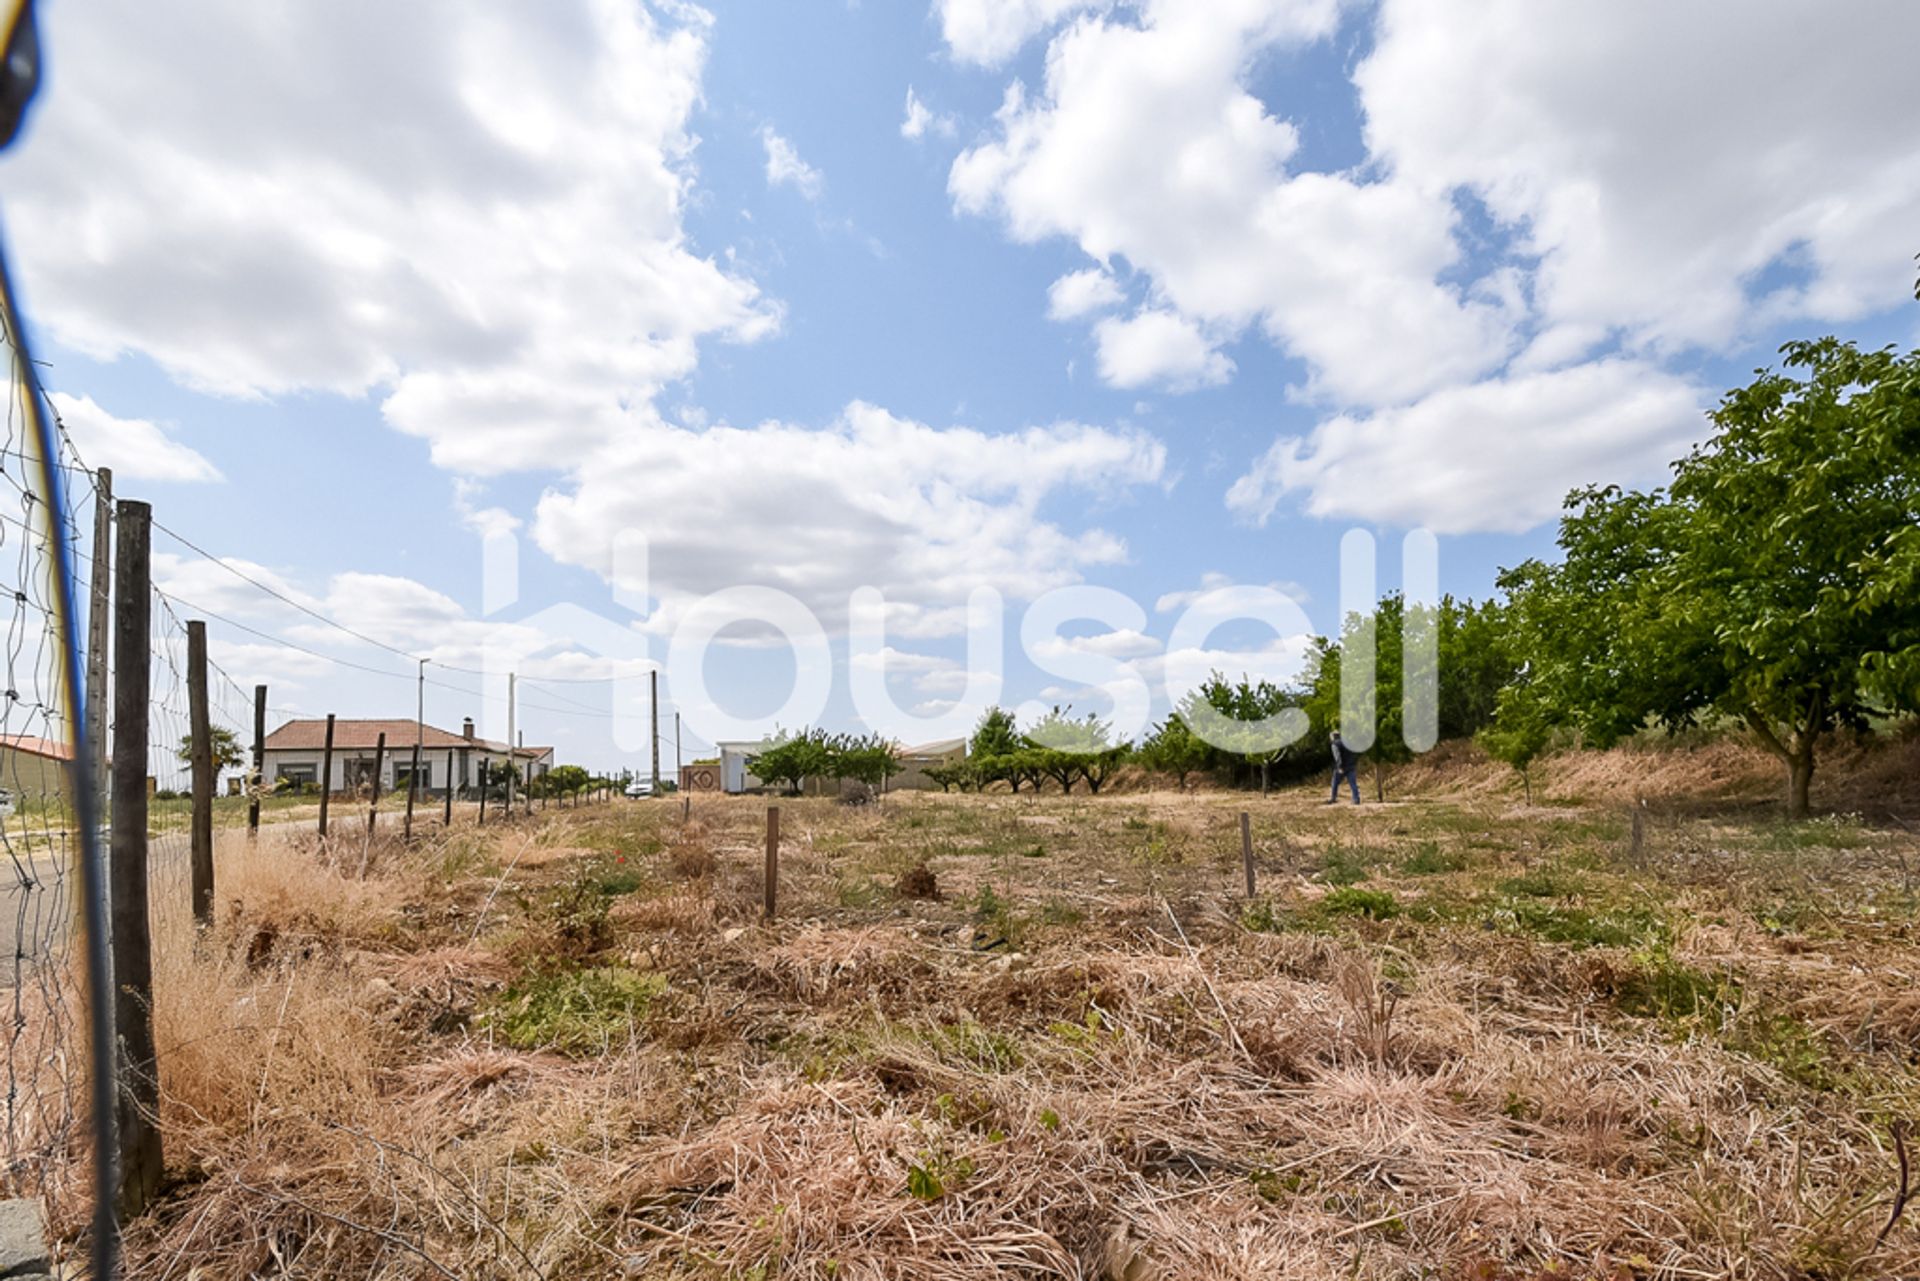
[47,738,1920,1279]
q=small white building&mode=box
[261,716,553,796]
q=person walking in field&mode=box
[1327,731,1361,805]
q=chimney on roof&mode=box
[462,717,475,742]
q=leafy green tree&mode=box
[1076,744,1132,794]
[1182,672,1306,794]
[543,763,591,802]
[1303,596,1418,801]
[750,728,833,795]
[1020,706,1127,794]
[834,733,903,792]
[1436,596,1518,740]
[1478,685,1553,804]
[969,706,1019,759]
[176,725,245,772]
[1501,338,1920,815]
[1138,713,1209,789]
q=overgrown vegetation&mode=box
[98,747,1920,1280]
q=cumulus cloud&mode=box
[900,87,955,141]
[760,125,825,199]
[2,1,776,475]
[947,0,1920,532]
[1358,0,1920,360]
[1226,361,1705,534]
[51,392,222,483]
[532,400,1167,637]
[1046,267,1124,321]
[1032,627,1162,660]
[1093,309,1232,390]
[936,0,1109,66]
[949,0,1511,403]
[1155,571,1309,613]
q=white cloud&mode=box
[451,478,521,539]
[1046,267,1123,321]
[936,0,1108,66]
[1357,0,1920,360]
[2,1,775,475]
[51,392,222,483]
[1227,360,1704,534]
[1032,627,1161,660]
[1093,308,1232,390]
[901,87,955,141]
[948,0,1920,532]
[949,0,1512,404]
[1155,571,1308,613]
[849,646,957,674]
[761,125,824,199]
[531,400,1166,637]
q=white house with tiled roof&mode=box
[261,716,552,796]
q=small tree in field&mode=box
[1139,713,1209,790]
[750,729,833,795]
[1479,686,1552,805]
[177,725,245,773]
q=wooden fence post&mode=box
[318,713,335,837]
[444,749,454,826]
[366,732,386,834]
[1240,811,1256,899]
[247,684,265,838]
[764,806,780,920]
[109,499,162,1215]
[404,740,420,841]
[186,620,214,927]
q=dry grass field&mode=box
[103,738,1920,1279]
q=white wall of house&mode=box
[263,745,551,793]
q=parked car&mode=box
[623,780,653,799]
[0,788,13,818]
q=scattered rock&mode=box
[0,1198,49,1279]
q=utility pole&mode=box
[674,710,681,788]
[85,465,111,825]
[650,670,660,793]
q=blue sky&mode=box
[4,0,1918,773]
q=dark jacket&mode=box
[1331,739,1358,773]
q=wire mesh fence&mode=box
[0,323,93,1225]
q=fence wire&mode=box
[0,341,92,1222]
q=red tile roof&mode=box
[0,734,74,762]
[264,719,549,758]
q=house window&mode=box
[394,761,432,790]
[276,764,316,787]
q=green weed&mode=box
[486,968,666,1054]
